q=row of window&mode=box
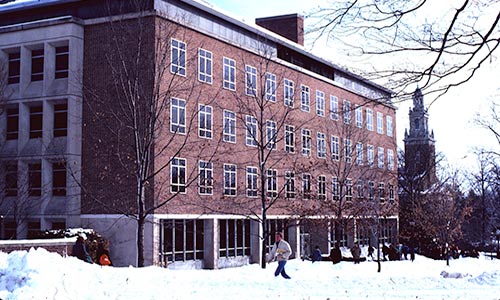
[3,160,67,197]
[6,44,69,84]
[4,101,68,141]
[170,38,393,137]
[171,158,395,202]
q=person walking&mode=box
[267,232,292,279]
[350,242,361,264]
[311,245,322,263]
[368,245,374,259]
[329,242,342,264]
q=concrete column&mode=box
[250,219,262,264]
[287,220,300,259]
[18,103,29,151]
[19,46,30,95]
[203,218,218,269]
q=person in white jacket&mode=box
[267,232,292,279]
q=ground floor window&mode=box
[330,224,348,247]
[0,220,17,240]
[159,219,204,264]
[219,219,251,257]
[265,219,290,252]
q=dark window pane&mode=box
[54,103,68,137]
[6,107,19,140]
[55,46,69,79]
[29,105,43,139]
[8,52,20,84]
[28,163,41,196]
[31,49,44,81]
[52,162,66,196]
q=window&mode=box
[245,65,257,96]
[330,95,338,120]
[317,132,326,158]
[171,39,186,76]
[332,177,339,201]
[377,112,384,134]
[344,138,352,163]
[301,129,311,156]
[223,57,236,90]
[316,90,325,117]
[8,51,20,84]
[6,106,19,140]
[284,125,295,153]
[266,169,278,198]
[378,182,385,202]
[54,103,68,137]
[331,135,339,161]
[160,219,205,262]
[356,142,363,165]
[389,184,395,203]
[5,162,17,197]
[300,85,310,112]
[387,149,394,170]
[378,147,385,169]
[318,175,326,200]
[366,109,373,131]
[284,79,294,107]
[245,115,258,146]
[356,180,364,199]
[368,181,375,201]
[29,104,43,139]
[265,72,276,101]
[355,105,363,128]
[198,104,212,139]
[170,98,186,134]
[386,116,393,137]
[302,174,311,199]
[28,162,41,196]
[171,157,186,193]
[55,46,69,79]
[198,48,212,83]
[31,48,44,81]
[345,179,352,201]
[246,167,258,197]
[266,120,277,150]
[199,160,213,195]
[343,100,351,124]
[367,144,374,166]
[224,164,237,196]
[223,110,236,143]
[52,161,66,196]
[219,219,251,258]
[285,171,295,199]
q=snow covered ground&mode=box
[1,247,499,300]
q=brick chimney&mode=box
[255,14,304,46]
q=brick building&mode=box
[0,0,398,268]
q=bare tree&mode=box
[308,0,500,101]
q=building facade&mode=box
[0,0,398,268]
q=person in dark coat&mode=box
[311,246,322,263]
[382,244,389,261]
[72,236,93,263]
[350,242,361,264]
[329,242,342,264]
[368,245,374,259]
[96,240,113,266]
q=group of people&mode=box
[71,236,113,266]
[381,243,416,261]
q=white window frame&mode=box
[366,108,373,131]
[284,125,295,153]
[199,160,213,195]
[345,178,353,201]
[198,104,213,139]
[343,100,351,124]
[223,110,236,143]
[301,128,311,156]
[377,112,384,134]
[246,166,258,198]
[356,142,363,165]
[316,90,325,117]
[330,95,339,120]
[355,105,363,128]
[266,120,277,150]
[284,79,294,107]
[378,146,385,169]
[285,171,295,199]
[170,98,186,134]
[331,135,340,161]
[302,173,311,199]
[367,144,374,166]
[318,175,326,200]
[368,181,375,201]
[386,116,393,137]
[223,57,236,90]
[378,182,385,202]
[171,157,186,193]
[332,177,339,201]
[344,138,352,164]
[223,164,237,196]
[265,72,276,102]
[198,48,212,84]
[171,39,186,76]
[301,85,310,112]
[266,169,278,198]
[387,149,394,170]
[245,115,258,147]
[317,132,326,158]
[245,65,257,96]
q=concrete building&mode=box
[0,0,399,268]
